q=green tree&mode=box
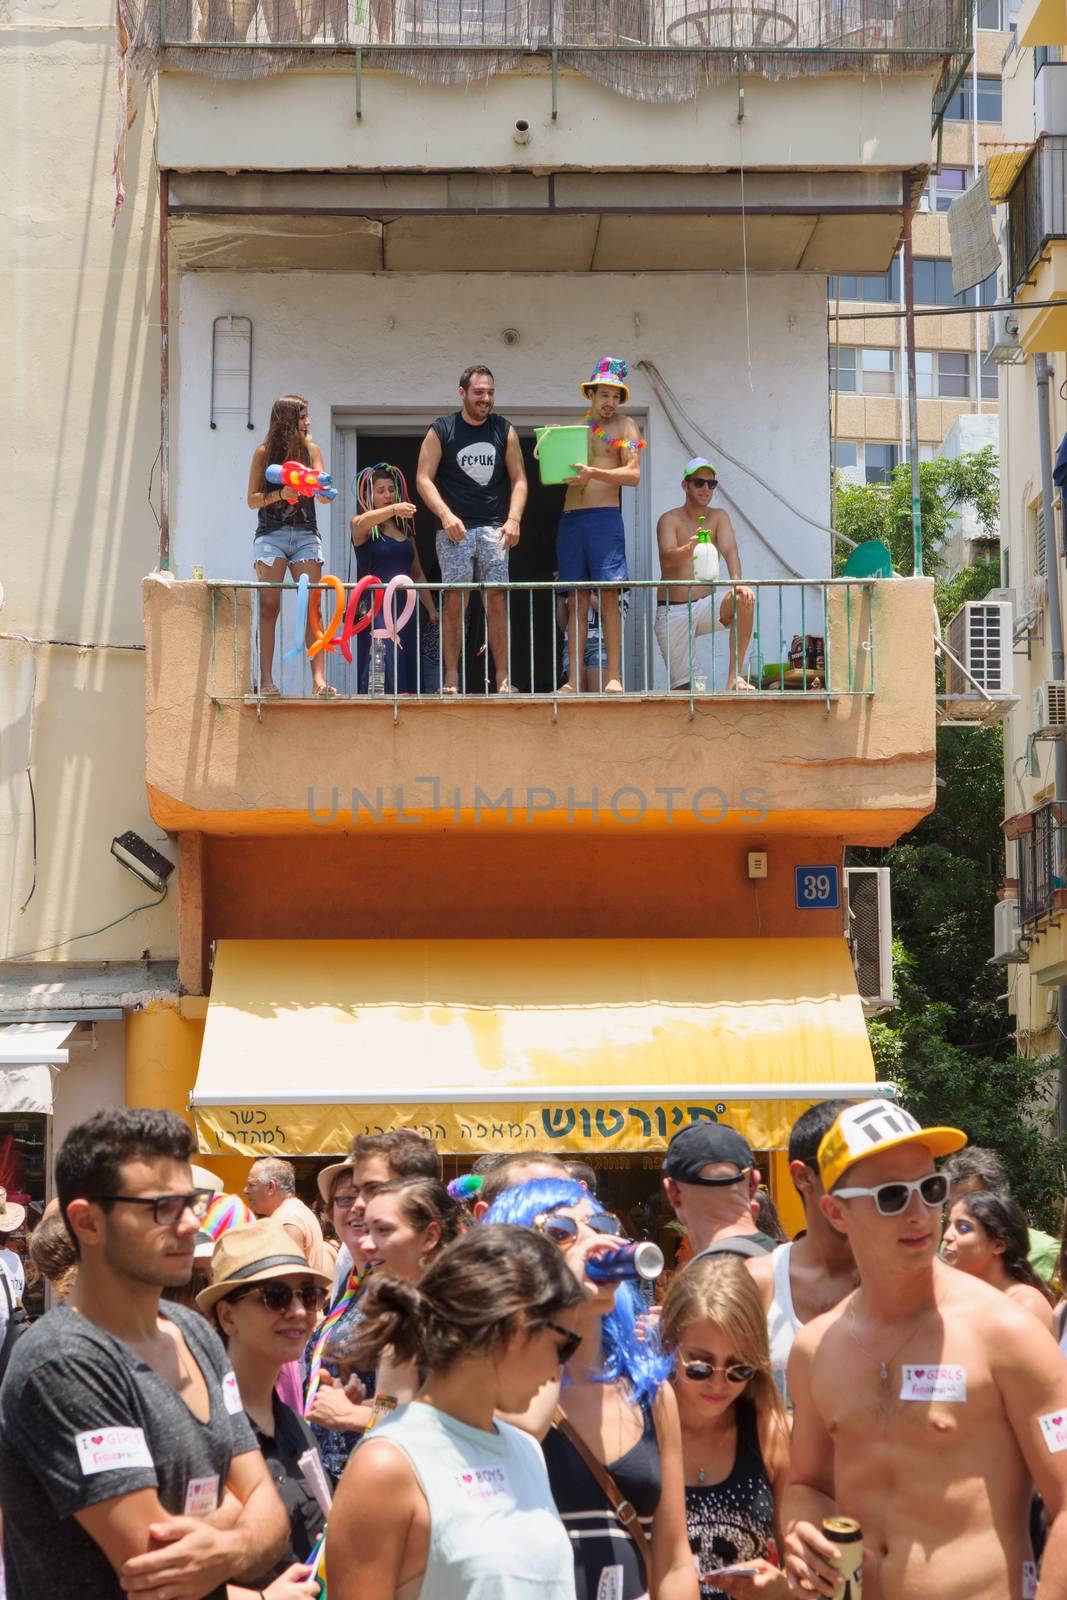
[841,452,1067,1232]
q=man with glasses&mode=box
[662,1122,778,1263]
[747,1100,858,1403]
[783,1098,1067,1600]
[654,458,756,693]
[0,1107,288,1600]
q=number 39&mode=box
[802,873,832,901]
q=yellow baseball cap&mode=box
[817,1098,966,1193]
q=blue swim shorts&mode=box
[556,507,628,584]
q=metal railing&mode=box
[204,577,876,712]
[158,0,969,56]
[1008,135,1067,296]
[1018,802,1067,929]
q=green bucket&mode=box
[533,425,589,486]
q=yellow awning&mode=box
[191,938,881,1157]
[986,147,1035,205]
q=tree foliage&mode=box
[841,452,1067,1232]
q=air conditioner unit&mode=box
[944,601,1014,697]
[987,306,1025,364]
[844,867,894,1011]
[991,897,1026,964]
[1034,680,1067,737]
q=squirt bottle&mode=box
[692,516,719,583]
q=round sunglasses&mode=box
[680,1357,757,1384]
[834,1173,948,1217]
[229,1281,328,1314]
[533,1210,622,1245]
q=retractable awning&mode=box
[0,1023,75,1115]
[191,939,882,1157]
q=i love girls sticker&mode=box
[75,1427,153,1476]
[1038,1411,1067,1453]
[900,1366,967,1402]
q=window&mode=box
[980,353,999,398]
[925,167,969,213]
[943,75,1002,123]
[834,442,858,468]
[828,261,901,303]
[938,351,971,398]
[865,444,899,485]
[862,349,896,395]
[830,347,857,392]
[912,258,999,308]
[976,0,1021,27]
[914,352,935,397]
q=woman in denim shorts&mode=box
[247,395,336,696]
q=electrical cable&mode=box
[636,359,857,572]
[18,768,37,915]
[5,883,168,963]
[0,632,145,652]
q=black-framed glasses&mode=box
[546,1320,584,1364]
[680,1358,757,1384]
[688,478,717,488]
[834,1173,948,1216]
[533,1210,622,1246]
[95,1189,215,1226]
[229,1281,328,1314]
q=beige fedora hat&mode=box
[0,1188,26,1234]
[196,1218,331,1312]
[316,1159,354,1206]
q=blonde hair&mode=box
[660,1255,785,1428]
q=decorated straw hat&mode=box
[196,1218,332,1312]
[581,357,630,404]
[0,1187,25,1234]
[191,1163,224,1195]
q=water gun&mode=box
[266,460,338,502]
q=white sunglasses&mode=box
[834,1173,948,1216]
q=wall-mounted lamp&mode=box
[110,831,175,894]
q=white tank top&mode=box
[767,1243,802,1406]
[366,1400,577,1600]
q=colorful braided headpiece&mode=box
[355,461,414,538]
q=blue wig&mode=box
[485,1177,672,1409]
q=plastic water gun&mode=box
[266,460,338,502]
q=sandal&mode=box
[313,683,339,698]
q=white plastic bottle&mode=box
[369,635,386,697]
[692,519,720,583]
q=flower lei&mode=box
[303,1259,369,1417]
[586,413,646,454]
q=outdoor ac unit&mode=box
[944,601,1014,696]
[1034,680,1067,737]
[844,867,894,1010]
[991,898,1026,964]
[987,306,1025,364]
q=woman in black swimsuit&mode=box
[660,1256,790,1600]
[489,1177,697,1600]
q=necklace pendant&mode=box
[880,1361,889,1383]
[697,1468,705,1484]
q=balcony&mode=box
[1006,135,1067,350]
[1017,802,1067,929]
[144,572,937,844]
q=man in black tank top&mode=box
[416,364,527,694]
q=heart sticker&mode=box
[1055,1417,1064,1426]
[914,1370,925,1379]
[463,1474,473,1482]
[91,1435,104,1445]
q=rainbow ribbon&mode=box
[303,1263,367,1419]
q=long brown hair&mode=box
[337,1223,583,1375]
[955,1191,1057,1306]
[660,1254,786,1428]
[367,1178,463,1263]
[259,395,309,490]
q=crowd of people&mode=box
[245,357,757,699]
[2,1096,1067,1600]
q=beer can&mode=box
[586,1241,665,1284]
[822,1517,862,1600]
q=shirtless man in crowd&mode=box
[558,356,644,694]
[783,1098,1067,1600]
[655,458,755,692]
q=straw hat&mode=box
[196,1218,332,1312]
[316,1160,354,1205]
[0,1187,26,1235]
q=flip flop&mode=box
[257,684,281,697]
[313,683,339,698]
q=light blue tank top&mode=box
[367,1400,577,1600]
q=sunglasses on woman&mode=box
[546,1320,584,1364]
[533,1211,622,1245]
[834,1173,949,1217]
[680,1358,757,1384]
[230,1282,328,1313]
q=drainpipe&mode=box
[1035,351,1067,1133]
[902,192,923,575]
[159,170,170,573]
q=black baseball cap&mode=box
[663,1123,754,1185]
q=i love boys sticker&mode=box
[453,1465,514,1504]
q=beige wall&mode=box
[1,0,177,962]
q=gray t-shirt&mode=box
[0,1300,257,1600]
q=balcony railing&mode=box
[1008,135,1067,295]
[1018,801,1067,928]
[204,577,875,708]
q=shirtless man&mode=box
[783,1098,1067,1600]
[655,458,755,692]
[558,356,644,694]
[747,1100,857,1404]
